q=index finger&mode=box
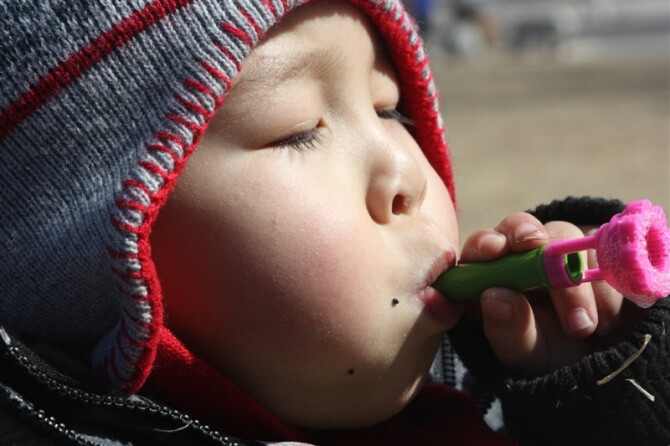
[495,212,550,252]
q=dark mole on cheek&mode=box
[391,298,400,307]
[348,368,355,375]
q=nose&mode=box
[365,132,428,224]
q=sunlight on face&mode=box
[151,1,461,429]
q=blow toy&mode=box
[434,200,670,308]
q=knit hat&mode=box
[0,0,454,393]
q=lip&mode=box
[415,249,463,328]
[422,249,457,290]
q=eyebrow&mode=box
[232,48,350,95]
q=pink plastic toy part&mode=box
[597,200,670,307]
[544,200,670,308]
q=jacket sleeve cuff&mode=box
[450,298,670,445]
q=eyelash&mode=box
[275,128,322,152]
[274,109,413,152]
[377,108,414,126]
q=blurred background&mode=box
[405,0,669,240]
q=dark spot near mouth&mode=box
[348,368,355,375]
[391,298,400,306]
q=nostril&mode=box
[392,194,410,215]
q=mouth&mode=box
[413,249,463,328]
[422,250,457,291]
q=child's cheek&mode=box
[258,204,383,335]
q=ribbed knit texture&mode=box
[0,0,452,392]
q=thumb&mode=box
[480,288,544,375]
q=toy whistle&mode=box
[433,200,670,308]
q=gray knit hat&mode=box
[0,0,453,392]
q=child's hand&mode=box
[460,212,646,377]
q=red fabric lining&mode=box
[149,327,516,445]
[149,327,304,441]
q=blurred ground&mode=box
[424,23,669,241]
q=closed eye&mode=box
[273,127,322,152]
[376,109,414,126]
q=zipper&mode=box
[1,327,261,446]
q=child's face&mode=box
[151,1,462,430]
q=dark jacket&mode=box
[0,326,259,446]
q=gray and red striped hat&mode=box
[0,0,453,392]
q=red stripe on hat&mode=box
[106,245,140,260]
[199,61,234,90]
[239,7,264,38]
[213,42,242,72]
[261,0,279,19]
[148,143,180,163]
[222,23,253,46]
[123,179,157,199]
[0,0,193,140]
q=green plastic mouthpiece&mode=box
[432,246,584,302]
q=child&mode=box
[0,1,668,445]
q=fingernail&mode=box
[567,308,593,332]
[514,223,546,243]
[514,223,545,242]
[483,291,514,321]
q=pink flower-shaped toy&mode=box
[544,200,670,307]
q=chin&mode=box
[294,361,434,431]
